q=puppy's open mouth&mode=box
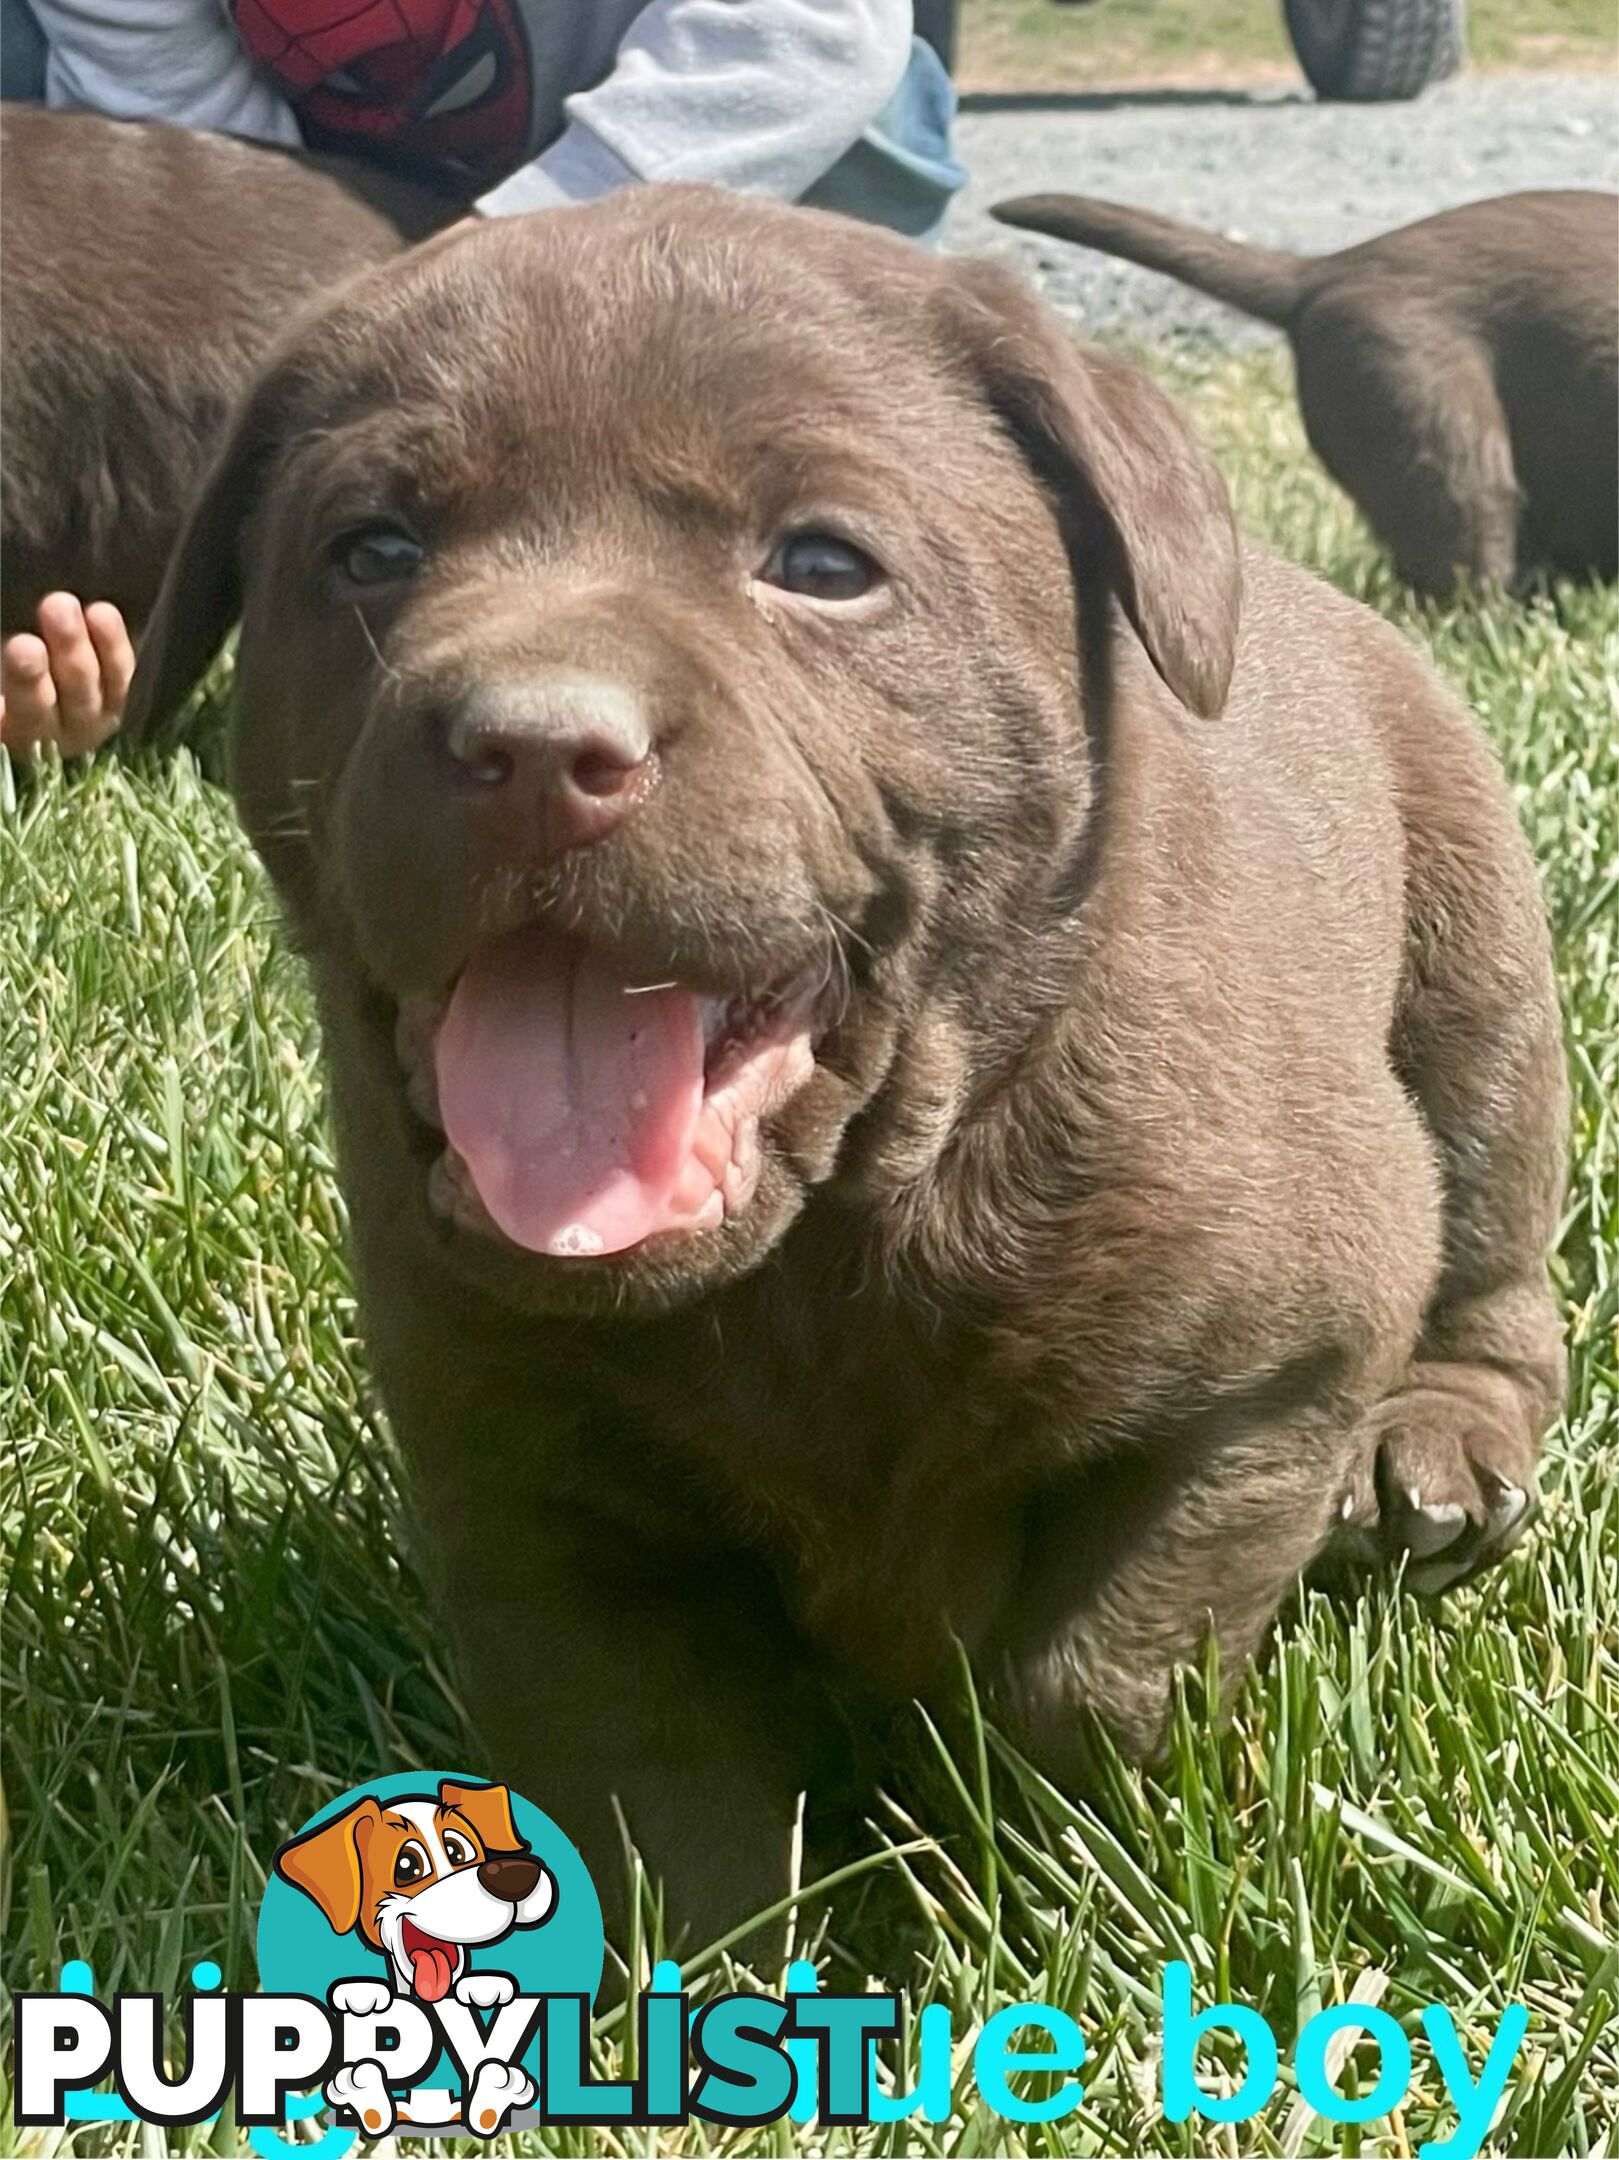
[400,1916,462,2002]
[398,930,822,1258]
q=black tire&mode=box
[1282,0,1466,100]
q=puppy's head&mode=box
[127,191,1239,1314]
[274,1780,553,2000]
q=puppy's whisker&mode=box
[817,902,876,963]
[353,607,403,685]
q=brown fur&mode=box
[123,192,1567,1948]
[0,106,451,635]
[992,189,1619,596]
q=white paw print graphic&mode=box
[455,1969,517,2010]
[330,1978,393,2018]
[465,2059,535,2137]
[326,2059,395,2138]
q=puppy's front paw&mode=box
[1324,1384,1538,1592]
[330,1978,394,2018]
[326,2060,396,2137]
[455,1969,516,2010]
[464,2059,535,2137]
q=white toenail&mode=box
[1490,1485,1529,1534]
[1406,1500,1467,1556]
[1403,1485,1422,1512]
[1490,1488,1531,1550]
[1340,1493,1355,1519]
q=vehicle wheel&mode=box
[1282,0,1466,99]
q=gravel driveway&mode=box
[946,73,1619,344]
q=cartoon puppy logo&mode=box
[273,1778,556,2002]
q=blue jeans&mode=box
[1,0,46,101]
[804,38,965,245]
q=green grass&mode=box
[2,346,1616,2155]
[957,0,1618,90]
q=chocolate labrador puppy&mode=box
[1,106,449,636]
[124,192,1566,1947]
[992,190,1619,597]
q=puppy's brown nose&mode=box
[478,1852,542,1902]
[443,673,651,850]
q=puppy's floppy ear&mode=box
[439,1779,524,1855]
[936,258,1241,718]
[120,362,301,752]
[273,1796,382,1935]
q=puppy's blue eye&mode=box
[764,531,880,601]
[336,525,424,589]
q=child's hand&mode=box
[1,593,134,760]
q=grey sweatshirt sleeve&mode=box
[476,0,915,217]
[29,0,301,143]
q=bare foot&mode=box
[1,593,134,760]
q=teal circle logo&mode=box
[256,1770,603,2119]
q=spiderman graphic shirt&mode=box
[19,1,962,243]
[229,0,538,190]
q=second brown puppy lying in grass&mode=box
[126,192,1566,1950]
[0,106,451,757]
[993,189,1619,598]
[0,107,451,640]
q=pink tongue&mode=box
[408,1941,457,2003]
[436,931,704,1257]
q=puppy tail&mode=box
[990,195,1305,326]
